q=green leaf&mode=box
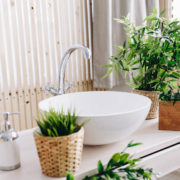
[128,141,143,147]
[112,153,121,163]
[141,27,145,37]
[89,176,97,180]
[127,81,136,88]
[109,171,120,179]
[97,160,104,173]
[133,158,141,162]
[120,153,130,162]
[143,14,154,22]
[160,9,166,17]
[172,72,180,78]
[102,64,113,68]
[123,41,126,48]
[153,7,157,15]
[132,36,137,44]
[53,127,59,136]
[103,69,113,78]
[66,173,75,180]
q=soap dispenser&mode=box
[0,112,20,171]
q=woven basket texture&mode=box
[132,89,159,119]
[33,127,84,177]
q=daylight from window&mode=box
[172,0,180,19]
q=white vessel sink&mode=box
[39,91,151,145]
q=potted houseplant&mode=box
[104,8,180,119]
[159,88,180,130]
[33,109,84,177]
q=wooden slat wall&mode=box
[0,0,105,131]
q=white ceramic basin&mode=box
[39,91,151,145]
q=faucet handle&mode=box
[44,82,60,96]
[64,81,74,92]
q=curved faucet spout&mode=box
[58,45,91,94]
[45,44,91,96]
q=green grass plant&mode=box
[36,108,83,137]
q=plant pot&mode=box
[132,89,159,119]
[159,101,180,130]
[33,127,84,177]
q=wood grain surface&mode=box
[159,101,180,131]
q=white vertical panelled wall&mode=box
[0,0,104,131]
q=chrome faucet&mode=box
[45,44,91,96]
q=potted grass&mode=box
[159,88,180,130]
[104,8,180,119]
[33,109,84,177]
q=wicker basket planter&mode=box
[159,101,180,130]
[33,127,84,177]
[132,89,159,119]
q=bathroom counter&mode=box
[0,119,180,180]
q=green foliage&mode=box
[36,108,83,137]
[159,88,180,104]
[66,173,75,180]
[104,9,180,96]
[66,141,154,180]
[127,141,143,148]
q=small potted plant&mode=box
[159,88,180,130]
[104,8,180,119]
[33,109,84,177]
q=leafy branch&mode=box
[66,141,154,180]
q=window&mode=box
[172,0,180,19]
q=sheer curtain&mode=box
[92,0,162,91]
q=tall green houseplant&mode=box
[104,8,180,119]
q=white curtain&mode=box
[93,0,160,91]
